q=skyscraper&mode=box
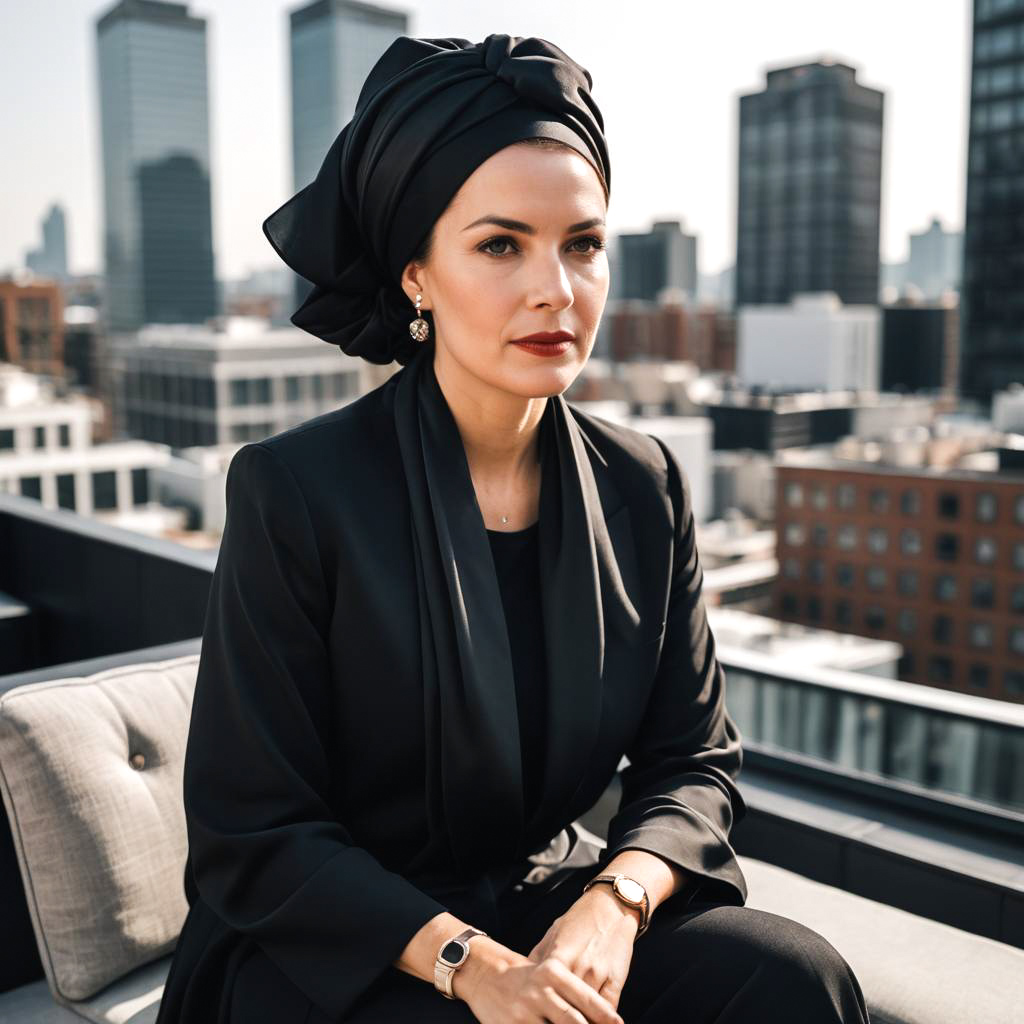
[96,0,217,331]
[735,60,884,309]
[25,204,68,281]
[615,220,698,303]
[960,0,1024,408]
[288,0,409,307]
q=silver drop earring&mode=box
[409,292,430,342]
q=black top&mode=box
[485,520,547,817]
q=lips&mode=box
[510,330,575,344]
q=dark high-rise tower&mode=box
[960,0,1024,408]
[96,0,217,331]
[735,60,884,309]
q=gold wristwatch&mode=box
[582,873,651,937]
[434,926,487,1000]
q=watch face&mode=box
[440,940,468,967]
[615,877,645,904]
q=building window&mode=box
[975,492,998,523]
[975,537,997,565]
[0,428,14,450]
[900,489,920,515]
[333,373,348,400]
[806,595,822,622]
[1010,628,1024,656]
[867,527,888,554]
[230,379,250,406]
[972,578,996,609]
[837,524,857,550]
[1015,494,1024,526]
[808,559,825,584]
[897,569,919,596]
[811,485,828,510]
[932,615,954,644]
[285,375,302,401]
[811,524,828,547]
[864,606,886,630]
[784,522,806,546]
[253,378,272,404]
[900,528,922,555]
[836,563,855,588]
[59,423,70,447]
[835,599,853,626]
[1006,670,1024,697]
[131,468,149,506]
[933,574,958,601]
[783,557,801,579]
[784,482,803,508]
[897,608,916,634]
[927,655,953,684]
[967,664,990,690]
[836,483,856,510]
[866,566,888,591]
[1011,584,1024,614]
[935,533,959,562]
[312,375,324,400]
[781,593,798,616]
[937,492,960,519]
[969,622,993,649]
[1015,542,1024,571]
[92,470,117,510]
[56,473,75,511]
[33,425,46,449]
[869,488,889,514]
[19,476,42,500]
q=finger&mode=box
[536,987,589,1024]
[597,976,623,1011]
[548,963,623,1024]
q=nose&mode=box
[526,246,574,311]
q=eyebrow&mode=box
[461,215,606,234]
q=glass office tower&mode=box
[96,0,217,331]
[735,61,884,309]
[288,0,408,307]
[961,0,1024,408]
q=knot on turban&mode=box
[262,33,610,366]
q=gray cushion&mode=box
[0,656,198,1003]
[0,957,169,1024]
[739,855,1024,1024]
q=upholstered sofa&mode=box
[0,655,1022,1024]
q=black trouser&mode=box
[268,858,872,1023]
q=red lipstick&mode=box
[510,330,575,357]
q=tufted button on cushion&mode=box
[0,654,198,1004]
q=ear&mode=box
[400,260,429,309]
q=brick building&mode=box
[774,454,1024,703]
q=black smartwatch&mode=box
[433,926,487,1000]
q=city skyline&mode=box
[1,0,971,280]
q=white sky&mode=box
[0,0,972,280]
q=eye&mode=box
[568,235,607,255]
[478,235,519,257]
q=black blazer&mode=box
[156,366,748,1024]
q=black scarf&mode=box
[392,342,641,878]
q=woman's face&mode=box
[402,141,609,401]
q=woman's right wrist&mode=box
[451,935,518,1002]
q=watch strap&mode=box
[583,873,651,937]
[433,926,487,1000]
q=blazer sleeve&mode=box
[183,441,449,1020]
[599,434,748,908]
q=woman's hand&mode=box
[525,886,639,1013]
[456,935,624,1024]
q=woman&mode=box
[156,34,870,1024]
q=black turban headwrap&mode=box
[262,33,611,366]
